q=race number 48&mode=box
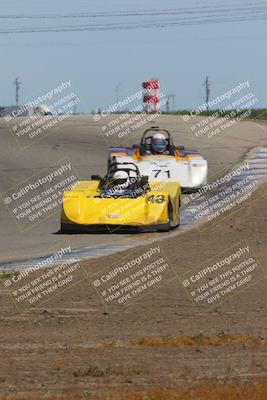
[148,195,165,204]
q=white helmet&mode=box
[151,133,167,153]
[112,170,129,187]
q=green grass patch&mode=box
[0,270,19,282]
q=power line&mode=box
[1,4,267,34]
[2,15,267,34]
[1,2,267,20]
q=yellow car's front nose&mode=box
[62,193,168,227]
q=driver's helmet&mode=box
[151,133,167,153]
[112,170,129,188]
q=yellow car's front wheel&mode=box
[157,202,172,232]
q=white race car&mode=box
[109,127,208,191]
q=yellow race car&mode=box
[61,161,182,233]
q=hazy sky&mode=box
[0,0,267,111]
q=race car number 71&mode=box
[152,169,170,178]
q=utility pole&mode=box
[169,94,176,111]
[115,82,122,105]
[14,77,21,106]
[166,96,170,113]
[204,76,210,111]
[166,94,176,112]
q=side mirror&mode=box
[91,175,102,181]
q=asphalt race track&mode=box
[0,114,267,265]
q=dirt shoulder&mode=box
[0,183,267,400]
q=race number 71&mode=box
[152,169,170,178]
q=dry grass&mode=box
[64,334,267,353]
[132,334,267,348]
[101,380,267,400]
[51,334,267,355]
[2,379,267,400]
